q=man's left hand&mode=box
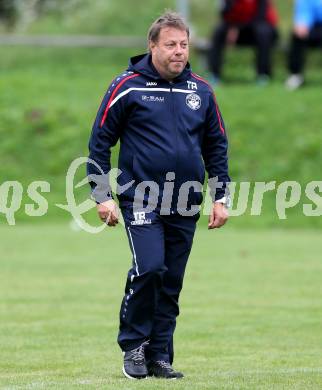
[208,202,229,229]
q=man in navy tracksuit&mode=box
[87,11,230,379]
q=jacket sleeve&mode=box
[87,79,126,203]
[202,91,230,201]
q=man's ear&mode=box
[149,40,156,52]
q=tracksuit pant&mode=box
[209,21,278,78]
[117,206,199,363]
[288,23,322,74]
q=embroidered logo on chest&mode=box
[186,93,201,110]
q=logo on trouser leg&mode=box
[131,211,152,226]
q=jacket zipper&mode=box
[169,81,178,213]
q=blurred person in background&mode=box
[285,0,322,90]
[208,0,279,85]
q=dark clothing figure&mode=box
[87,11,230,380]
[288,24,322,74]
[209,0,278,81]
[88,52,230,374]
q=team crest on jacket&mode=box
[186,93,201,110]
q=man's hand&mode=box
[96,199,119,227]
[208,202,229,229]
[294,25,309,39]
[226,27,239,45]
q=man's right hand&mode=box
[96,199,119,227]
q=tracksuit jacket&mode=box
[87,53,230,212]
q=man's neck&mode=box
[153,64,173,82]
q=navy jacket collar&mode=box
[128,53,191,83]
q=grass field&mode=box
[1,2,322,389]
[5,0,294,38]
[1,223,322,389]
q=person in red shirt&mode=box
[208,0,279,84]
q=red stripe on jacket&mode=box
[191,73,225,135]
[100,73,140,128]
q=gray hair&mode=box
[148,11,190,45]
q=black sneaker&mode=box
[122,342,148,379]
[148,360,184,379]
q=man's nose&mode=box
[174,44,184,55]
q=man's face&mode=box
[150,27,189,81]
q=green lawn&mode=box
[1,224,322,389]
[3,0,294,38]
[1,2,322,388]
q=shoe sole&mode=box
[148,373,183,380]
[122,365,147,380]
